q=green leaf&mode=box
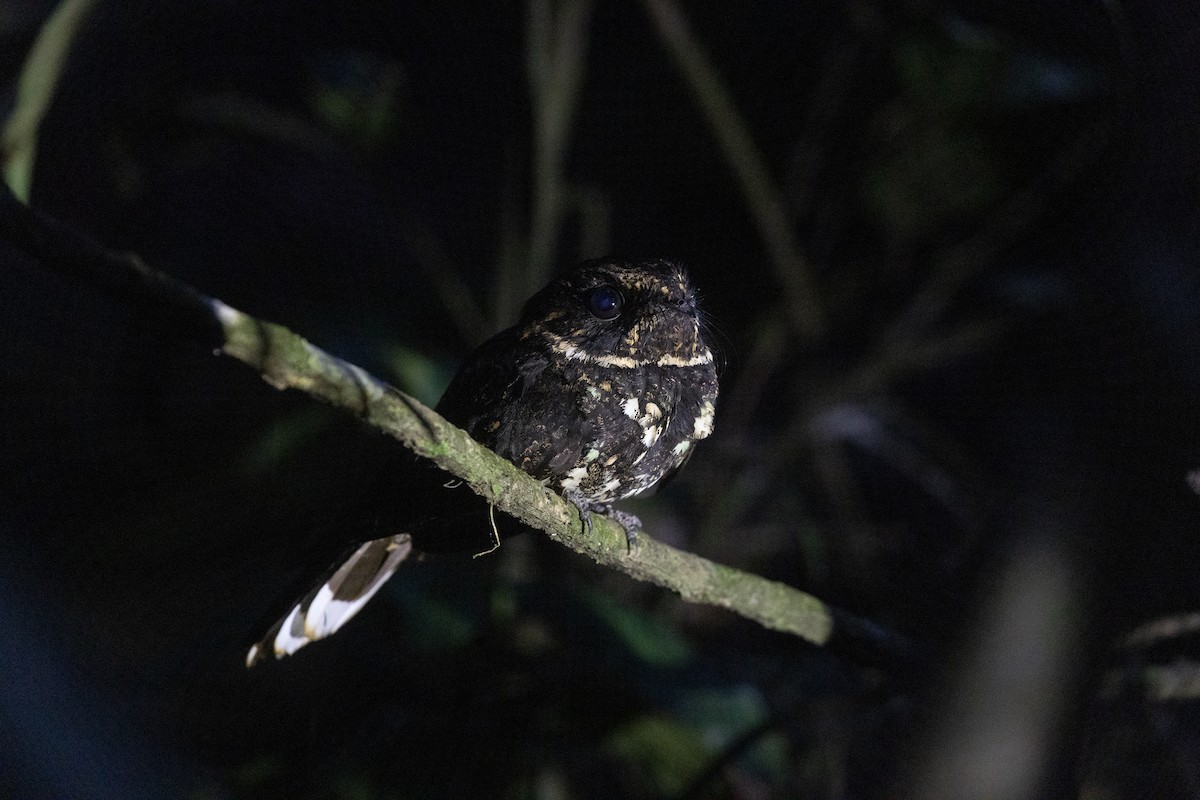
[605,715,711,797]
[238,406,334,476]
[383,344,454,408]
[573,586,693,667]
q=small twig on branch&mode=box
[223,304,838,640]
[0,183,843,650]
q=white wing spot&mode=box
[560,465,589,492]
[692,401,715,439]
[642,424,661,448]
[622,397,640,419]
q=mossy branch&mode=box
[0,184,870,652]
[215,299,834,646]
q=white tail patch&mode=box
[246,534,413,667]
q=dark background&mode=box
[2,1,1199,798]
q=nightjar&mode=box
[248,258,718,665]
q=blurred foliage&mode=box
[307,51,409,154]
[382,343,455,407]
[606,716,715,797]
[2,1,1199,799]
[864,34,1008,241]
[239,406,341,478]
[572,586,693,668]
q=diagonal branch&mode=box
[1,184,921,658]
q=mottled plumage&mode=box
[248,258,718,665]
[438,258,716,509]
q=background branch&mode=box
[0,0,97,200]
[640,0,826,343]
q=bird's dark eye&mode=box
[585,286,623,320]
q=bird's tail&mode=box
[246,533,414,667]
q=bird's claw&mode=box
[563,492,641,553]
[564,490,595,537]
[608,509,642,552]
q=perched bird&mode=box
[247,258,718,665]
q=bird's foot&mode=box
[606,508,643,551]
[564,490,596,537]
[563,492,642,552]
